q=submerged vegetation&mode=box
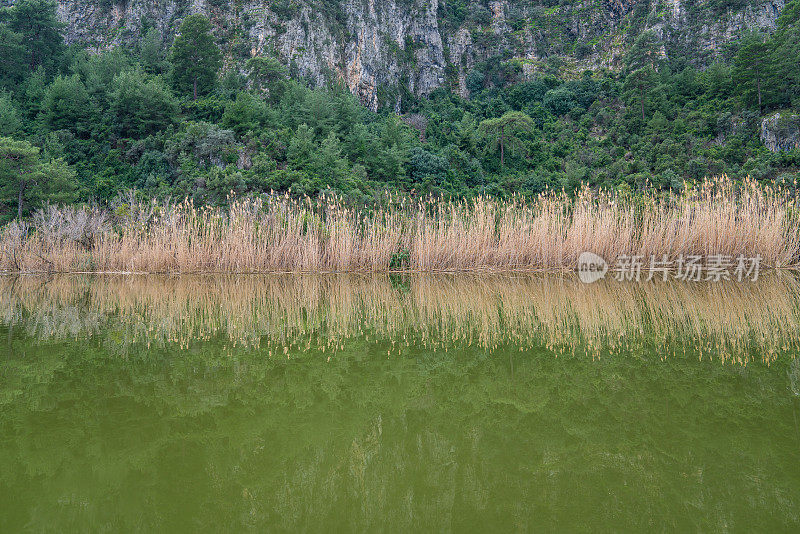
[0,176,798,272]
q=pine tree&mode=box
[625,30,661,71]
[771,0,800,108]
[479,111,534,167]
[39,74,91,135]
[109,69,178,138]
[0,27,26,89]
[139,28,168,75]
[2,0,65,73]
[734,33,771,114]
[0,137,76,220]
[0,94,22,137]
[246,56,287,99]
[624,66,657,123]
[169,15,222,100]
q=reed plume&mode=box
[1,176,797,273]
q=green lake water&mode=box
[1,274,799,532]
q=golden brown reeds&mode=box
[0,176,798,273]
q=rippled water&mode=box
[1,274,799,531]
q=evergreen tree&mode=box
[221,91,271,135]
[313,131,349,188]
[772,0,800,108]
[169,15,222,100]
[1,0,65,73]
[139,28,168,75]
[72,48,131,105]
[287,124,315,170]
[246,56,287,99]
[0,94,22,137]
[625,30,661,71]
[733,33,771,113]
[39,74,91,135]
[0,136,76,220]
[109,70,178,138]
[0,137,38,219]
[624,67,657,123]
[19,67,47,120]
[479,111,534,167]
[0,26,26,89]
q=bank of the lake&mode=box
[1,177,799,273]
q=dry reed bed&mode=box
[2,273,799,362]
[1,176,798,272]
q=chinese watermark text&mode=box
[578,253,760,283]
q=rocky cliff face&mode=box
[761,112,800,151]
[3,0,789,109]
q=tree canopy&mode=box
[169,14,222,100]
[0,0,797,219]
[0,137,77,219]
[479,111,534,167]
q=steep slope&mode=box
[3,0,789,109]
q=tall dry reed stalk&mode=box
[0,176,798,272]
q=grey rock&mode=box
[3,0,788,109]
[761,112,800,152]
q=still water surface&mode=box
[1,274,799,531]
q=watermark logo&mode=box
[578,253,761,283]
[578,251,608,284]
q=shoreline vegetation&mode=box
[1,176,799,273]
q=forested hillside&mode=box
[0,0,798,221]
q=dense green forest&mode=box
[0,0,799,221]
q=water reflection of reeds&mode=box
[1,274,798,363]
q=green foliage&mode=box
[624,30,661,71]
[246,55,288,99]
[39,74,91,136]
[221,92,271,134]
[138,28,168,75]
[773,1,800,108]
[0,26,26,89]
[389,248,410,269]
[0,2,798,212]
[479,111,535,167]
[72,48,132,101]
[0,136,77,220]
[109,70,178,138]
[0,0,65,75]
[409,147,448,190]
[0,93,22,137]
[733,32,771,113]
[543,85,577,116]
[623,67,657,123]
[169,15,222,100]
